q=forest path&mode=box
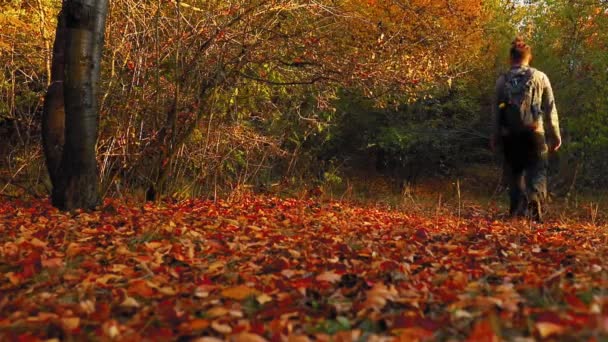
[0,195,606,340]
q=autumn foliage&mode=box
[1,196,607,340]
[1,1,608,339]
[1,0,489,201]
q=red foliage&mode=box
[0,196,607,340]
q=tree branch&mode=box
[239,72,335,86]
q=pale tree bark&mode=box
[42,0,109,210]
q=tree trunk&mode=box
[42,9,67,190]
[42,0,109,210]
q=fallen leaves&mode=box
[221,285,260,300]
[127,279,155,297]
[536,321,566,338]
[0,195,607,340]
[188,318,211,331]
[316,270,342,283]
[120,296,140,308]
[60,317,80,331]
[363,283,398,311]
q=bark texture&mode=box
[42,9,67,189]
[42,0,108,210]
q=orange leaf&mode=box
[128,279,155,297]
[41,257,63,269]
[363,283,397,311]
[6,272,21,286]
[206,307,229,318]
[189,319,210,331]
[66,243,85,257]
[467,320,499,342]
[221,285,259,300]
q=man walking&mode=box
[491,37,562,222]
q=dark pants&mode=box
[502,131,548,216]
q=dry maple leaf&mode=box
[363,283,398,311]
[316,270,342,283]
[256,293,273,304]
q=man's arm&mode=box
[540,73,561,151]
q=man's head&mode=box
[510,37,532,66]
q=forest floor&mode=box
[1,180,608,341]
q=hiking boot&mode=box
[509,196,528,218]
[528,199,542,223]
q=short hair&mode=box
[510,37,532,63]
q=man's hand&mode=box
[550,136,562,152]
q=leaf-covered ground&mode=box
[1,196,607,341]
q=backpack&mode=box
[499,67,541,132]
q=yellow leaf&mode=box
[145,241,163,249]
[211,320,232,334]
[208,261,225,272]
[256,293,273,304]
[206,307,229,318]
[536,322,565,338]
[146,281,177,295]
[221,285,259,300]
[96,274,121,285]
[158,286,177,295]
[120,297,140,308]
[61,317,80,330]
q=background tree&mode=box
[42,0,109,210]
[528,0,608,188]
